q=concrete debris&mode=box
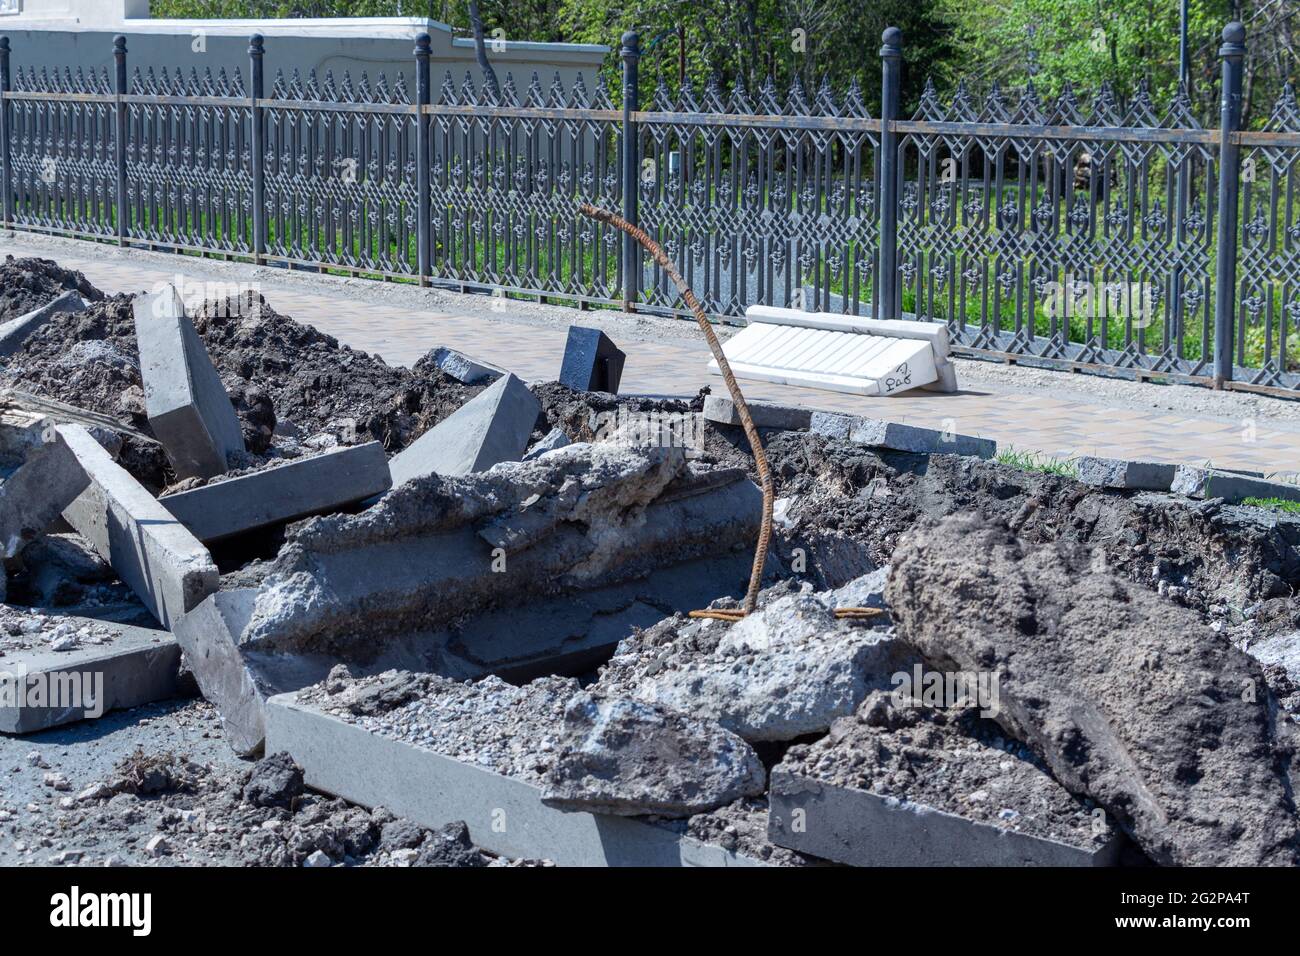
[559,326,625,394]
[59,423,218,629]
[428,346,504,385]
[1076,455,1177,491]
[595,577,908,742]
[540,691,766,817]
[702,394,813,431]
[0,419,91,560]
[1171,464,1300,506]
[886,515,1300,866]
[387,372,540,485]
[134,286,246,480]
[159,442,392,543]
[768,692,1122,866]
[175,442,761,753]
[810,411,995,459]
[0,290,87,358]
[523,426,572,460]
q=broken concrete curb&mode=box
[0,290,86,358]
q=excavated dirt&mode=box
[0,256,102,321]
[777,690,1115,852]
[887,515,1300,867]
[1,287,488,488]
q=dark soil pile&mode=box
[0,256,102,321]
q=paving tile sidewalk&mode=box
[6,237,1300,475]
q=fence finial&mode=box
[249,33,264,58]
[881,26,903,55]
[1220,21,1246,52]
[414,32,431,57]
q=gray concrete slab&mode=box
[0,424,90,559]
[1077,456,1177,491]
[428,346,504,385]
[1171,466,1300,505]
[559,326,625,394]
[767,769,1122,867]
[58,424,218,629]
[702,395,813,431]
[159,442,391,543]
[810,412,996,459]
[265,694,772,866]
[0,290,86,358]
[0,620,185,734]
[388,372,540,484]
[134,285,245,480]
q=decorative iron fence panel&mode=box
[8,66,117,240]
[0,24,1295,396]
[635,78,882,321]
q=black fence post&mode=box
[0,37,12,232]
[620,30,640,313]
[878,27,902,320]
[113,35,127,246]
[414,32,431,285]
[1213,21,1246,389]
[249,34,266,264]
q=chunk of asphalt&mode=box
[0,290,86,358]
[134,285,245,480]
[0,422,90,560]
[387,372,540,485]
[539,691,766,817]
[886,514,1300,866]
[810,412,995,459]
[159,442,392,543]
[1076,456,1177,491]
[558,326,625,394]
[58,423,218,629]
[0,619,185,734]
[523,427,571,461]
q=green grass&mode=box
[1240,496,1300,514]
[994,447,1080,477]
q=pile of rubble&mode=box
[2,255,1299,867]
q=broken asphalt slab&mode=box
[387,372,540,485]
[58,423,218,629]
[159,442,392,543]
[134,285,245,480]
[885,514,1300,866]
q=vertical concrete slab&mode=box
[559,326,626,394]
[388,373,540,485]
[0,424,91,559]
[0,290,86,358]
[134,285,244,480]
[58,424,218,629]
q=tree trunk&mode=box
[467,0,500,101]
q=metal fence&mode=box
[1,24,1297,396]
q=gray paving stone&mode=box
[159,442,391,542]
[265,694,775,866]
[702,395,813,431]
[0,620,185,734]
[767,769,1122,867]
[428,346,504,385]
[134,285,245,479]
[810,412,995,459]
[58,424,218,629]
[559,326,625,394]
[0,290,86,358]
[388,372,540,484]
[0,424,90,559]
[1077,456,1177,491]
[1171,465,1300,505]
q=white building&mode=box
[0,1,609,98]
